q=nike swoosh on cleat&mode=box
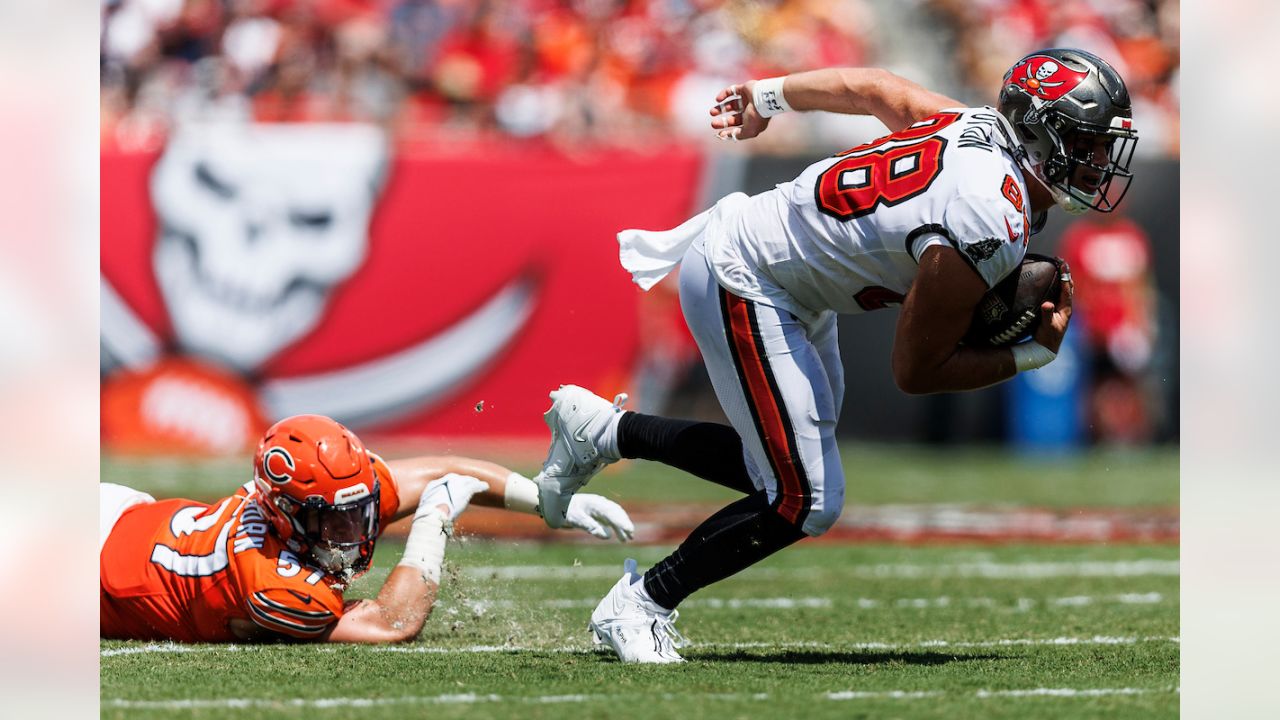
[570,417,593,444]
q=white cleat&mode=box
[589,559,686,664]
[536,385,627,528]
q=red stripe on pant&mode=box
[723,293,807,525]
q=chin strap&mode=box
[1019,157,1094,217]
[1050,185,1094,215]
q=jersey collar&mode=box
[985,106,1022,153]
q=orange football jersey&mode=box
[101,465,400,642]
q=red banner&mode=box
[102,126,703,452]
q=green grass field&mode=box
[103,442,1179,507]
[100,445,1179,718]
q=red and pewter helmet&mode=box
[997,48,1138,215]
[252,414,382,583]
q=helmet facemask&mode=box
[274,487,381,584]
[1037,112,1138,215]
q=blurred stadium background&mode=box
[100,0,1180,462]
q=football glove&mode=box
[420,473,490,521]
[564,494,635,542]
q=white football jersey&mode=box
[704,107,1033,323]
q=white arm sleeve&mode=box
[908,231,950,264]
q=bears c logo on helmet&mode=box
[1005,55,1089,103]
[263,447,296,484]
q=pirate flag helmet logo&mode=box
[1007,55,1090,103]
[997,48,1139,215]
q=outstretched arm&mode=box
[324,565,441,644]
[711,68,963,141]
[386,455,520,522]
[386,455,634,541]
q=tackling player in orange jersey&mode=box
[100,414,633,643]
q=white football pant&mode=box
[678,240,845,536]
[100,482,156,552]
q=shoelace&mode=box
[651,609,688,652]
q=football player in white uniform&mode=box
[537,49,1137,662]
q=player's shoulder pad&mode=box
[946,106,1016,157]
[244,584,343,639]
[940,179,1030,289]
[370,452,400,526]
[238,545,345,639]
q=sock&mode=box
[642,491,806,609]
[597,408,622,461]
[617,412,754,494]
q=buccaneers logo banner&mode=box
[102,124,703,453]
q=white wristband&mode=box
[503,472,540,515]
[1011,341,1057,373]
[398,507,449,584]
[752,76,792,117]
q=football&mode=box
[962,253,1069,347]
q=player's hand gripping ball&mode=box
[963,254,1071,347]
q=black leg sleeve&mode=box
[642,491,806,610]
[617,412,754,494]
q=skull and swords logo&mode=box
[1007,55,1090,104]
[1025,60,1065,95]
[101,122,534,446]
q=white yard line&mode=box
[975,687,1178,698]
[99,642,250,657]
[464,559,1179,580]
[825,690,940,700]
[1116,592,1166,603]
[373,645,594,654]
[444,591,1164,615]
[718,636,1179,651]
[368,635,1181,654]
[100,643,196,658]
[910,635,1179,649]
[455,596,835,612]
[103,634,1179,658]
[104,686,1176,710]
[383,591,1170,617]
[885,592,1166,611]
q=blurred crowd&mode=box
[101,0,1179,154]
[931,0,1179,157]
